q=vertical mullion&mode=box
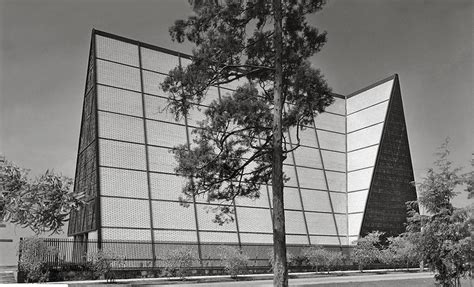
[92,31,103,249]
[312,121,343,251]
[345,97,349,245]
[180,55,203,264]
[138,43,157,266]
[285,116,311,245]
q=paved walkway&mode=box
[59,271,443,287]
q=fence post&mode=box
[17,237,22,283]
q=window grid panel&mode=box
[146,120,187,148]
[283,187,303,210]
[141,48,180,74]
[98,111,145,143]
[325,171,346,192]
[305,212,337,235]
[290,127,318,148]
[310,236,341,246]
[286,235,309,245]
[196,204,237,232]
[347,123,384,152]
[292,146,323,169]
[289,126,318,148]
[142,70,167,96]
[347,79,393,114]
[300,189,332,212]
[348,168,374,192]
[100,167,148,199]
[328,192,347,214]
[144,95,184,124]
[285,210,307,234]
[296,167,327,190]
[314,112,345,133]
[235,207,273,233]
[324,97,346,115]
[148,146,178,174]
[234,185,271,208]
[348,190,369,213]
[347,101,388,132]
[321,150,346,172]
[283,150,294,166]
[152,201,196,230]
[348,213,364,236]
[199,231,238,243]
[239,232,273,244]
[149,173,187,201]
[96,35,139,67]
[154,230,197,243]
[348,145,379,171]
[317,130,346,152]
[101,228,152,241]
[97,85,143,117]
[283,165,298,187]
[334,214,348,235]
[101,197,150,228]
[99,139,146,170]
[96,60,141,91]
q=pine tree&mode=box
[162,1,332,285]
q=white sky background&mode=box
[0,0,472,208]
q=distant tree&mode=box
[351,231,384,272]
[162,1,332,285]
[0,161,84,234]
[405,140,472,287]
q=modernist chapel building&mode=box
[68,30,417,263]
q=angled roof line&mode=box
[92,29,396,101]
[93,29,192,59]
[346,74,398,99]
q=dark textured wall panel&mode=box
[360,76,417,237]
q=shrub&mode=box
[18,237,58,282]
[351,231,384,272]
[88,250,125,282]
[218,246,249,278]
[288,253,310,267]
[162,247,198,279]
[303,246,344,274]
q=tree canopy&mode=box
[405,140,472,287]
[162,1,332,285]
[0,161,84,234]
[162,0,332,222]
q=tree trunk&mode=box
[272,0,287,286]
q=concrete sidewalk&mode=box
[54,269,434,286]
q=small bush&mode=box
[303,246,344,273]
[288,253,310,267]
[218,246,249,278]
[19,237,58,282]
[162,247,198,279]
[88,250,125,282]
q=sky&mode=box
[0,0,472,208]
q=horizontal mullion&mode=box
[347,143,379,153]
[347,121,384,135]
[347,165,375,173]
[347,99,389,116]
